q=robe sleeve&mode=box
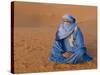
[51,40,65,56]
[75,27,85,49]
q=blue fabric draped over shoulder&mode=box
[48,14,93,64]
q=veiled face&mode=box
[63,18,71,25]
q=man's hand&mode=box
[62,52,72,58]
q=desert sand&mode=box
[13,2,97,73]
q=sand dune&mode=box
[14,2,97,27]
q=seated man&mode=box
[48,14,93,64]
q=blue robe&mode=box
[48,26,92,64]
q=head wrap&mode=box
[62,14,76,23]
[56,14,77,40]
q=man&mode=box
[48,14,92,64]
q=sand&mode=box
[12,2,97,73]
